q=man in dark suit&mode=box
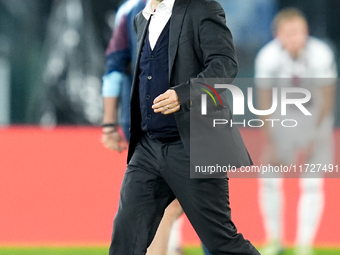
[106,0,260,254]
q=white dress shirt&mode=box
[142,0,175,50]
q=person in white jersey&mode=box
[255,7,337,255]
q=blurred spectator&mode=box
[255,8,337,255]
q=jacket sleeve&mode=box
[172,1,238,112]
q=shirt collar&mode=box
[142,0,175,20]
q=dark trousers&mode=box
[109,134,260,255]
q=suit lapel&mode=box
[136,15,150,61]
[168,0,191,83]
[131,14,150,101]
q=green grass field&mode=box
[0,247,340,255]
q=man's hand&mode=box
[101,129,127,153]
[152,89,181,115]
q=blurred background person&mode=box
[255,8,337,255]
[101,0,145,142]
[101,1,183,255]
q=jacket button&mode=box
[146,95,151,100]
[147,114,152,119]
[148,76,152,80]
